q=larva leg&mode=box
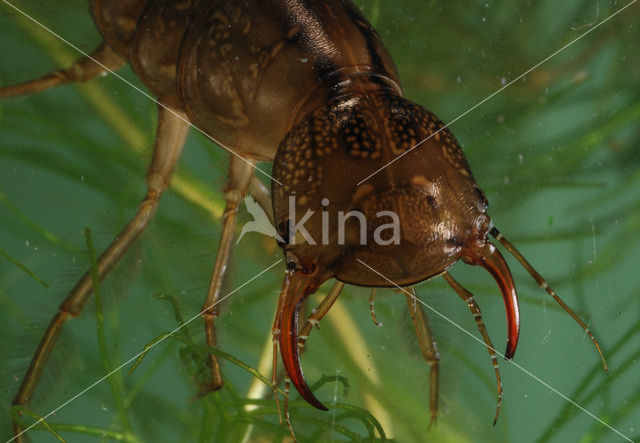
[200,155,256,392]
[0,42,125,99]
[297,281,345,351]
[12,105,190,440]
[442,271,503,425]
[404,287,440,427]
[283,379,296,440]
[271,274,289,424]
[242,176,290,423]
[368,288,382,326]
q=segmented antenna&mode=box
[490,227,608,372]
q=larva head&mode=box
[271,92,519,409]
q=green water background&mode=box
[0,1,638,442]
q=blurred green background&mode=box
[0,0,639,442]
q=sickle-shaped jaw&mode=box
[464,242,520,359]
[278,270,329,411]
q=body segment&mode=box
[92,0,400,159]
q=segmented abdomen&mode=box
[90,0,401,160]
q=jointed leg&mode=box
[271,277,288,425]
[283,379,295,440]
[200,155,256,392]
[12,105,190,440]
[297,281,345,351]
[368,288,382,326]
[0,42,125,99]
[404,287,440,427]
[271,274,294,437]
[442,271,503,424]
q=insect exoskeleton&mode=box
[271,88,521,411]
[1,1,611,441]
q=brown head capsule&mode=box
[272,85,524,410]
[272,80,607,416]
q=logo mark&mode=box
[236,195,283,244]
[237,196,400,246]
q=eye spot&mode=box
[446,237,463,248]
[473,185,489,210]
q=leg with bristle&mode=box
[297,281,344,351]
[271,272,292,424]
[244,176,285,422]
[271,332,283,424]
[200,155,256,393]
[283,379,297,441]
[442,271,503,424]
[11,104,190,441]
[404,287,440,427]
[368,288,383,326]
[0,42,124,99]
[489,227,608,372]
